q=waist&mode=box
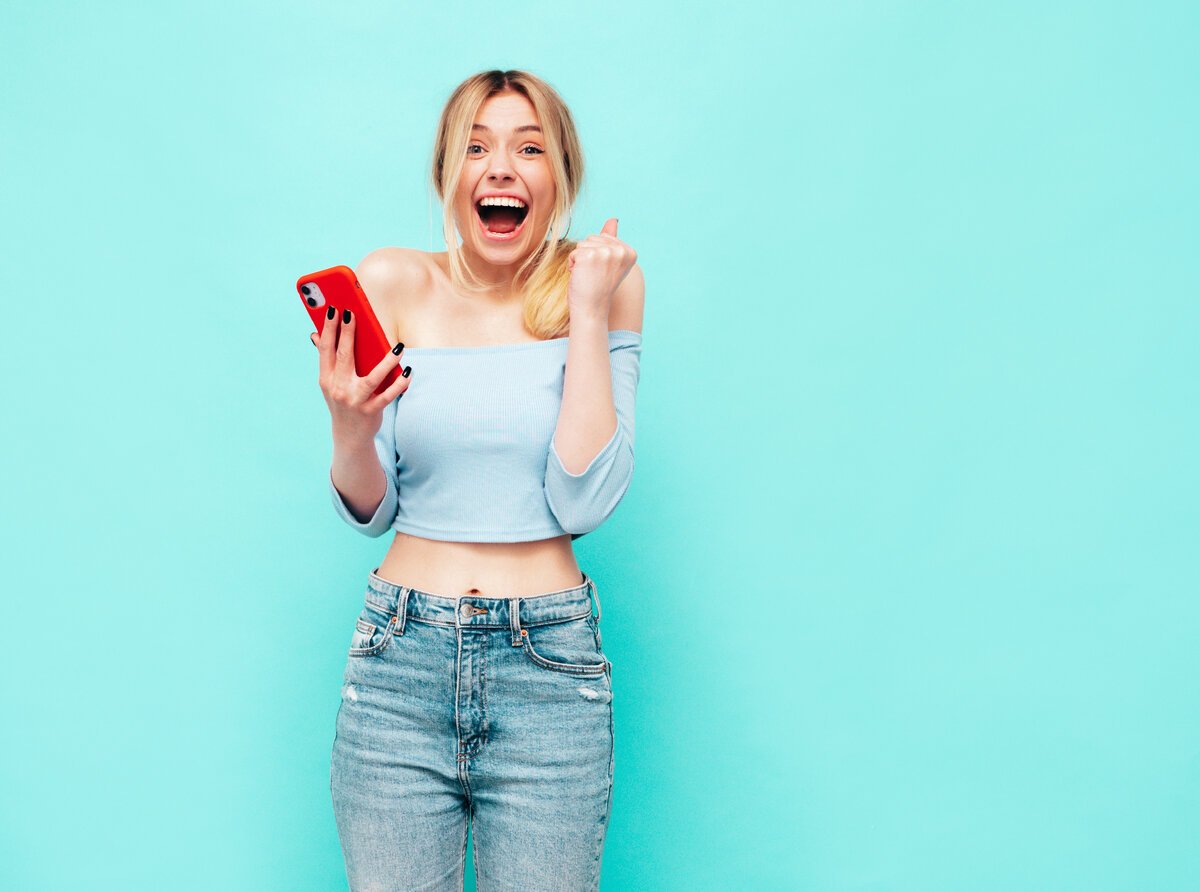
[375,531,581,599]
[363,568,599,627]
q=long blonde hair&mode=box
[431,70,585,340]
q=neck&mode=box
[458,244,530,302]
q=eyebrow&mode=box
[471,124,543,134]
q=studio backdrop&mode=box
[2,1,1197,890]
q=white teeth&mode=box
[477,196,527,208]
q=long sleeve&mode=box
[329,397,400,538]
[544,331,642,538]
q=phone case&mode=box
[297,264,402,397]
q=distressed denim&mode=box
[331,568,615,891]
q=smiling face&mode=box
[452,90,556,279]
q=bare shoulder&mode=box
[608,261,645,334]
[354,247,432,342]
[354,246,431,298]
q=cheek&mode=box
[454,197,477,226]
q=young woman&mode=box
[311,70,644,891]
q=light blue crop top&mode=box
[329,329,642,542]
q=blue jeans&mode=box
[331,568,615,891]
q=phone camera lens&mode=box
[306,297,317,307]
[301,284,312,295]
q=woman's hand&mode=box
[566,218,638,324]
[311,307,411,444]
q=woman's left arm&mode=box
[544,219,645,535]
[552,219,643,472]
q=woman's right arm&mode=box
[314,305,411,536]
[331,425,391,524]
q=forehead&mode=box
[473,91,540,131]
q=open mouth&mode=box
[475,200,530,240]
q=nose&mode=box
[486,154,515,183]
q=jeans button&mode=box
[460,603,471,619]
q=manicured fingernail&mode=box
[343,309,351,324]
[402,366,411,377]
[392,342,404,355]
[327,306,336,320]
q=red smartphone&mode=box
[297,264,401,397]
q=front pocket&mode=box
[520,615,609,676]
[348,611,395,657]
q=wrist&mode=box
[566,310,609,333]
[331,421,379,453]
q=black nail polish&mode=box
[327,306,336,320]
[392,342,404,355]
[343,309,351,324]
[403,366,411,377]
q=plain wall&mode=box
[2,1,1197,889]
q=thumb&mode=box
[601,217,618,237]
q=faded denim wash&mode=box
[331,568,615,891]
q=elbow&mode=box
[330,473,398,538]
[355,515,396,539]
[544,436,635,535]
[552,487,632,536]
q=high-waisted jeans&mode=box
[330,568,615,891]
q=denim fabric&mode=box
[330,569,615,891]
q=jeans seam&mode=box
[363,606,594,630]
[347,614,396,657]
[519,636,609,676]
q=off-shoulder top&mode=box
[329,329,642,542]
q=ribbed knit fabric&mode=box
[329,329,642,542]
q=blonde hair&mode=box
[431,70,585,340]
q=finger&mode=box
[365,364,412,413]
[310,332,318,347]
[601,217,618,237]
[334,308,355,374]
[362,340,405,391]
[318,307,338,376]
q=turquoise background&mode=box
[2,1,1197,889]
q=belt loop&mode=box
[509,597,522,646]
[586,573,601,623]
[395,586,410,635]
